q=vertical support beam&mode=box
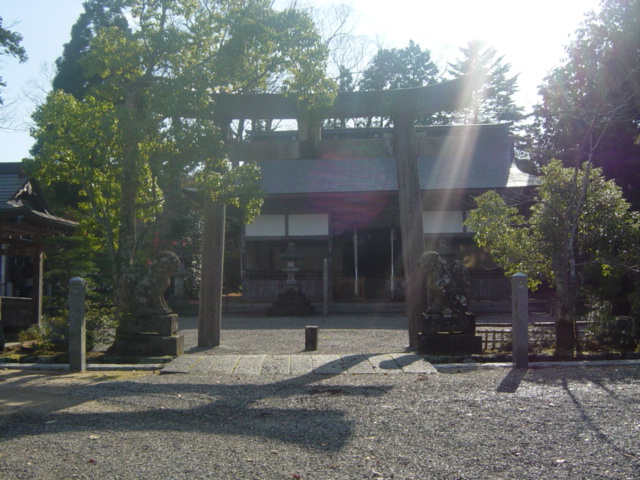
[390,228,395,299]
[353,228,359,299]
[511,273,529,369]
[323,258,328,316]
[198,198,226,348]
[69,277,86,372]
[32,245,44,327]
[394,113,425,348]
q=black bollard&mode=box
[305,326,318,351]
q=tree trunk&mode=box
[554,272,578,356]
[114,89,143,315]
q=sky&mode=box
[0,0,602,162]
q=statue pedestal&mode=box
[114,313,184,356]
[268,289,315,316]
[418,313,482,355]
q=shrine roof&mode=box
[257,156,538,195]
[0,163,78,232]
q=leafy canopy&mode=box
[29,0,335,267]
[466,160,640,291]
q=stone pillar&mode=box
[394,113,426,348]
[198,198,226,348]
[511,273,529,369]
[69,277,86,372]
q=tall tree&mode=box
[28,0,335,316]
[447,40,524,124]
[357,40,440,126]
[0,16,27,128]
[526,0,640,206]
[52,0,129,99]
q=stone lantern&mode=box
[267,242,315,316]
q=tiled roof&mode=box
[0,162,77,231]
[258,156,537,195]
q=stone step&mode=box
[162,353,438,376]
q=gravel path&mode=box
[1,314,638,479]
[179,314,414,355]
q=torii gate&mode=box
[198,73,484,349]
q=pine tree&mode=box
[447,40,524,124]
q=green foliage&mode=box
[0,15,27,105]
[468,160,639,287]
[467,160,640,353]
[465,190,548,289]
[446,40,524,125]
[30,0,334,315]
[526,0,640,206]
[357,40,440,127]
[359,40,439,91]
[584,303,639,353]
[42,235,117,351]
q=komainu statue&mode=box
[419,250,470,316]
[133,250,181,315]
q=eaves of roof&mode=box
[258,157,539,195]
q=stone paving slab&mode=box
[162,353,439,376]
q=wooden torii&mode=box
[198,73,484,349]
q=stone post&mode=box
[511,273,529,369]
[69,277,86,372]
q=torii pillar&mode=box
[394,112,426,348]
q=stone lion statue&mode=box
[419,250,470,316]
[133,250,181,315]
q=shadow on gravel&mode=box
[0,362,392,452]
[496,368,527,393]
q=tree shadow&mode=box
[0,357,392,452]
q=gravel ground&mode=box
[1,313,639,480]
[179,314,414,355]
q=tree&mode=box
[447,40,524,125]
[357,40,440,127]
[28,0,335,317]
[467,160,640,355]
[0,16,27,128]
[526,0,640,207]
[52,0,129,99]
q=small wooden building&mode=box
[0,163,77,329]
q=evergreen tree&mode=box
[52,0,128,99]
[526,0,640,207]
[447,40,524,124]
[358,40,440,126]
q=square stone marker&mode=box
[162,355,201,374]
[341,354,377,374]
[233,355,266,375]
[207,355,241,374]
[389,353,438,374]
[312,354,345,374]
[261,355,291,375]
[367,354,403,373]
[290,355,314,375]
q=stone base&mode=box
[268,290,315,316]
[117,314,178,337]
[422,313,476,336]
[418,334,483,355]
[114,333,184,357]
